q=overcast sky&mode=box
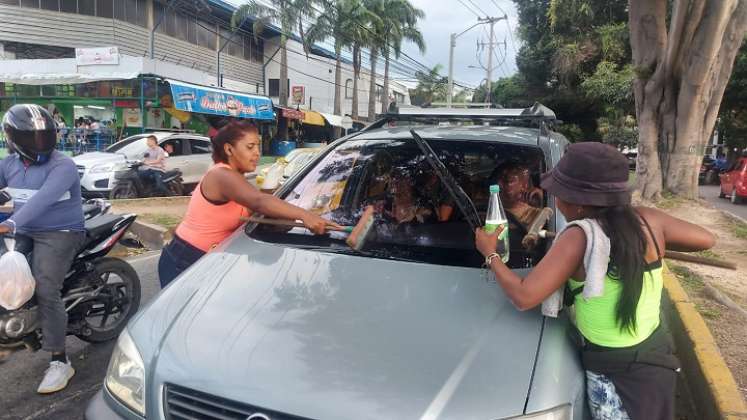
[403,0,519,89]
[227,0,519,90]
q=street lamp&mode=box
[448,21,487,108]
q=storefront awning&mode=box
[303,111,326,126]
[320,112,354,129]
[168,79,275,121]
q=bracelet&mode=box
[485,252,501,266]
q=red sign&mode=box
[281,108,305,120]
[114,100,139,108]
[291,86,305,105]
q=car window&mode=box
[160,139,184,157]
[189,139,212,155]
[251,138,546,268]
[105,135,148,155]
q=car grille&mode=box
[164,384,314,420]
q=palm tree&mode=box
[232,0,315,139]
[346,3,380,121]
[306,0,373,125]
[364,0,385,121]
[374,0,425,114]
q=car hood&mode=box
[72,152,125,167]
[143,238,543,420]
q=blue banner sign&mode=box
[168,79,275,120]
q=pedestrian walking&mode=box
[475,142,716,420]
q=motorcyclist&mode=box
[139,135,171,196]
[0,104,85,394]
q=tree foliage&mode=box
[409,64,447,106]
[505,0,631,141]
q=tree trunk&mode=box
[368,49,378,121]
[381,50,390,114]
[629,0,747,200]
[334,47,342,138]
[278,40,289,140]
[352,44,360,120]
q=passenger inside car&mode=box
[255,138,548,269]
[492,160,544,230]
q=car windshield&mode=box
[250,138,547,268]
[105,135,149,157]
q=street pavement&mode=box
[0,252,162,420]
[700,184,747,221]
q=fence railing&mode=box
[0,128,118,155]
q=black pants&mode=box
[157,234,205,288]
[16,231,85,352]
[140,168,170,196]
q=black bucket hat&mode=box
[540,142,631,207]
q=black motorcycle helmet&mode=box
[2,104,58,164]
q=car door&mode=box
[160,137,190,181]
[720,160,738,194]
[183,137,214,185]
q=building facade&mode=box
[263,37,411,120]
[0,0,264,92]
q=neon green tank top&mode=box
[568,262,663,348]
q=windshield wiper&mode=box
[409,129,481,231]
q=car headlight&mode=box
[105,329,146,416]
[503,404,571,420]
[90,163,114,174]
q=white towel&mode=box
[541,218,611,317]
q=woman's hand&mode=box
[475,226,504,258]
[302,213,340,235]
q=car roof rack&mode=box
[362,103,557,133]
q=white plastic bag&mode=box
[0,238,36,310]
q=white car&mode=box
[73,132,213,197]
[257,147,324,191]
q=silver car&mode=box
[73,132,213,197]
[87,107,587,420]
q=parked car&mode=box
[719,154,747,204]
[256,147,324,192]
[86,105,588,420]
[73,132,213,197]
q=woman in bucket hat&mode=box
[475,142,716,420]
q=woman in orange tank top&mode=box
[158,121,339,287]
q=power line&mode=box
[465,0,489,16]
[184,11,476,97]
[205,1,478,91]
[487,0,519,59]
[456,0,481,18]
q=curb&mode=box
[128,220,171,250]
[662,265,747,419]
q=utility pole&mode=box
[478,16,506,108]
[448,15,506,108]
[448,33,456,108]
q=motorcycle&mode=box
[109,161,184,199]
[0,203,141,352]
